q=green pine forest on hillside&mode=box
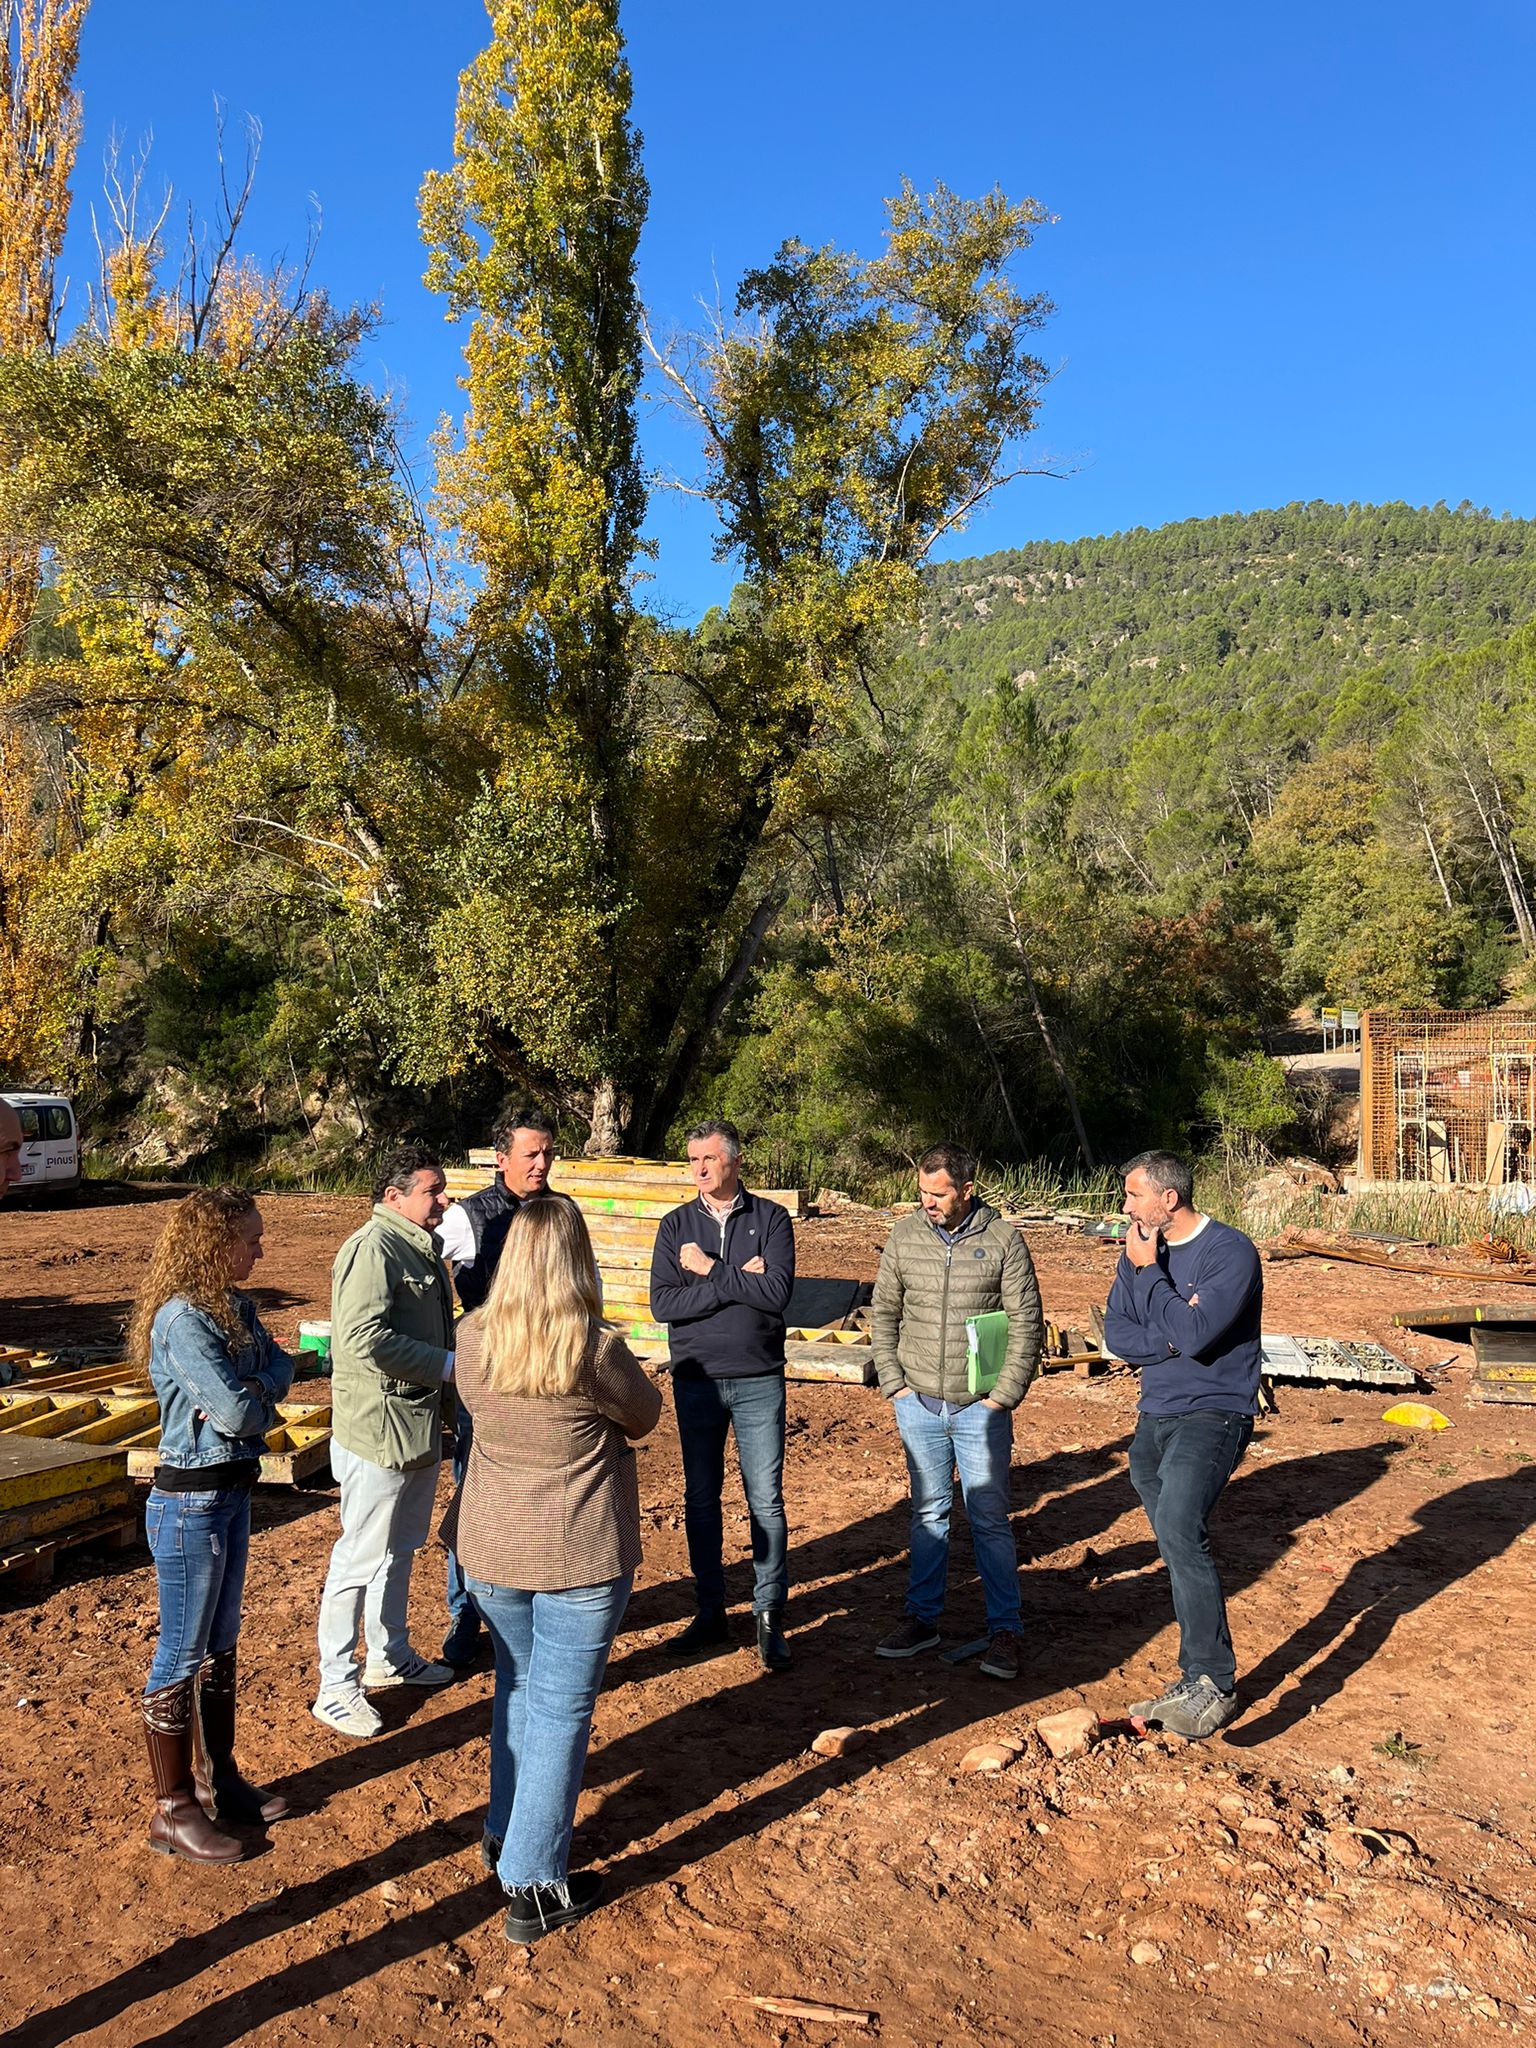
[5,4,1536,1195]
[703,502,1536,1183]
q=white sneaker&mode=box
[311,1690,383,1739]
[361,1651,456,1689]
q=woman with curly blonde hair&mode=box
[129,1186,293,1863]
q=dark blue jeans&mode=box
[1129,1409,1253,1694]
[673,1370,788,1615]
[144,1486,252,1693]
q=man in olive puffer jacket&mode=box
[871,1141,1043,1679]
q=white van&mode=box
[1,1092,82,1195]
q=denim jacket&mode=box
[150,1294,295,1472]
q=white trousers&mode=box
[315,1441,439,1694]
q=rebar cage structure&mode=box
[1360,1009,1536,1185]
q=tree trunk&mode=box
[621,729,811,1143]
[1413,787,1454,912]
[1003,901,1096,1170]
[635,884,786,1155]
[64,905,113,1070]
[587,1076,625,1156]
[967,994,1029,1155]
[821,820,846,918]
[1461,765,1536,948]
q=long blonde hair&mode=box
[480,1195,607,1397]
[127,1186,256,1371]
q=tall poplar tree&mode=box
[421,0,647,1148]
[0,0,86,1074]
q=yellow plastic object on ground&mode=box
[1381,1402,1453,1430]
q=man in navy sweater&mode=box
[1102,1149,1262,1740]
[649,1120,796,1671]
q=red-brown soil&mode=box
[0,1190,1533,2048]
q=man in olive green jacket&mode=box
[872,1141,1043,1680]
[313,1144,457,1739]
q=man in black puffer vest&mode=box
[437,1103,557,1664]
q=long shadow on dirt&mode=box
[583,1442,1402,1894]
[10,1438,1499,2048]
[1226,1464,1536,1744]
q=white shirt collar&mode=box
[1164,1212,1211,1246]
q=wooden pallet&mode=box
[0,1508,138,1588]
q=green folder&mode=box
[966,1310,1010,1396]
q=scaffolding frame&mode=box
[1361,1009,1536,1185]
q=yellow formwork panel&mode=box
[0,1437,129,1510]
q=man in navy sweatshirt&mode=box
[1102,1149,1262,1740]
[649,1120,796,1672]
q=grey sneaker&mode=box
[1154,1674,1238,1741]
[1127,1674,1200,1721]
[978,1629,1022,1680]
[362,1651,456,1689]
[876,1616,942,1659]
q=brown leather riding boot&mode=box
[192,1647,289,1826]
[144,1678,244,1862]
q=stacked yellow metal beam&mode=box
[0,1369,335,1487]
[441,1154,808,1348]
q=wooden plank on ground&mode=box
[1266,1229,1536,1285]
[0,1508,138,1588]
[8,1366,148,1397]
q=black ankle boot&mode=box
[666,1610,730,1655]
[755,1607,791,1672]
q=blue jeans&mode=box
[443,1407,480,1652]
[894,1395,1021,1635]
[469,1573,632,1889]
[144,1486,252,1693]
[673,1370,788,1614]
[1129,1409,1253,1694]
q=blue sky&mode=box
[63,0,1535,620]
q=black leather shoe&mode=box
[755,1607,791,1672]
[665,1610,731,1655]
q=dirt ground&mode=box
[0,1188,1534,2048]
